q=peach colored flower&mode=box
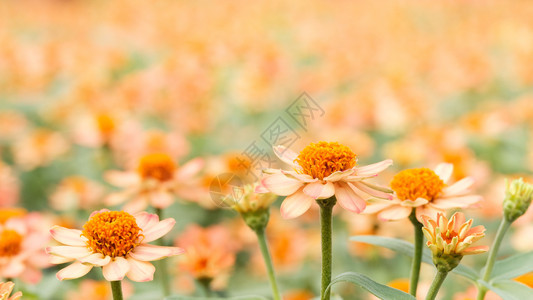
[0,281,22,300]
[50,176,105,211]
[65,279,134,300]
[0,210,50,284]
[12,129,70,170]
[0,163,19,208]
[365,163,482,221]
[453,285,499,300]
[422,212,488,257]
[105,153,204,212]
[46,209,184,281]
[260,142,393,219]
[175,225,236,290]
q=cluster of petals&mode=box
[0,282,22,300]
[421,212,488,256]
[259,145,393,219]
[46,209,184,282]
[364,163,482,221]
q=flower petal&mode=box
[50,226,86,246]
[126,258,155,282]
[323,169,355,182]
[273,145,299,166]
[79,253,111,266]
[174,158,204,180]
[355,159,393,176]
[351,182,393,200]
[141,218,176,243]
[334,182,366,213]
[56,261,93,280]
[378,206,412,221]
[442,177,474,197]
[415,206,442,222]
[362,199,394,214]
[134,212,160,231]
[434,163,453,183]
[102,257,130,281]
[431,195,482,210]
[46,246,92,259]
[149,191,174,209]
[462,245,489,255]
[280,170,316,183]
[262,174,304,196]
[105,171,140,187]
[50,256,74,265]
[303,181,335,199]
[400,198,429,207]
[129,244,185,261]
[280,188,314,219]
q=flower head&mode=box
[47,209,184,282]
[260,142,393,219]
[0,282,22,300]
[105,153,204,212]
[503,178,533,222]
[229,183,277,231]
[422,212,488,272]
[365,163,482,221]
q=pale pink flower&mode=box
[0,211,50,284]
[12,129,70,170]
[0,163,19,208]
[260,142,393,219]
[364,163,482,221]
[50,176,105,211]
[46,209,184,281]
[105,153,204,212]
[0,281,22,300]
[65,279,134,300]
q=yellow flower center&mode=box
[295,141,357,180]
[82,211,143,258]
[137,153,176,182]
[390,168,445,201]
[96,114,116,136]
[0,230,23,257]
[0,208,27,224]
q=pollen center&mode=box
[82,211,143,258]
[137,153,176,182]
[390,168,445,201]
[0,230,23,257]
[295,141,357,180]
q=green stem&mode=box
[155,208,171,297]
[197,277,213,297]
[425,270,448,300]
[476,218,512,300]
[110,281,124,300]
[409,211,424,296]
[317,197,336,300]
[255,228,282,300]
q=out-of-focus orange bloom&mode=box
[65,279,133,300]
[0,163,19,208]
[283,289,314,300]
[12,129,69,170]
[50,176,105,211]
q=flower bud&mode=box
[228,183,277,232]
[503,178,533,223]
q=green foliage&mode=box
[325,272,415,300]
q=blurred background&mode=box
[1,0,533,299]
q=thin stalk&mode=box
[255,228,282,300]
[317,197,336,300]
[197,277,213,297]
[425,270,448,300]
[409,211,424,296]
[110,280,124,300]
[476,218,511,300]
[155,208,171,297]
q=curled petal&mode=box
[323,169,355,182]
[56,261,93,280]
[79,253,111,266]
[351,182,392,200]
[462,245,489,255]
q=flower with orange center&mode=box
[259,142,393,219]
[105,153,204,212]
[364,163,482,221]
[0,211,50,284]
[422,212,487,271]
[50,176,105,211]
[46,209,184,281]
[0,281,22,300]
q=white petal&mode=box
[126,258,155,282]
[129,244,184,261]
[434,163,453,183]
[79,253,111,266]
[280,189,314,219]
[400,198,429,207]
[50,226,86,246]
[442,177,474,197]
[105,171,140,187]
[431,195,482,209]
[56,261,93,280]
[141,218,176,243]
[261,174,304,196]
[334,182,366,213]
[46,246,92,259]
[303,182,335,199]
[102,257,130,281]
[378,206,412,221]
[50,256,74,265]
[273,145,299,166]
[355,159,393,176]
[350,182,392,200]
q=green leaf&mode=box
[165,296,268,300]
[350,235,478,281]
[479,280,533,300]
[488,251,533,281]
[326,272,416,300]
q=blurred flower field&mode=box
[1,0,533,299]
